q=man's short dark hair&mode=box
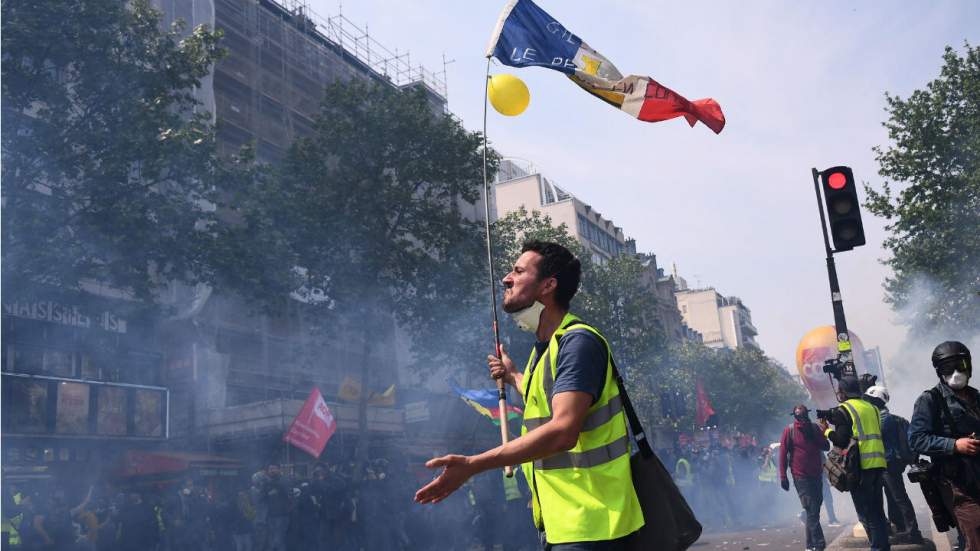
[521,240,581,309]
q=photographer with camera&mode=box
[908,341,980,550]
[816,375,891,551]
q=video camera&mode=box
[822,358,843,380]
[815,409,834,421]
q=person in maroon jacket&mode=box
[780,405,831,551]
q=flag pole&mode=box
[482,56,514,478]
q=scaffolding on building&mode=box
[277,0,447,99]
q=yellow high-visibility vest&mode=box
[3,492,22,546]
[519,313,644,544]
[842,399,887,470]
[503,472,523,501]
[758,453,778,482]
[674,458,694,488]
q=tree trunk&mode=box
[352,316,373,484]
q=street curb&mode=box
[827,524,937,551]
[826,524,854,550]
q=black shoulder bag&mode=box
[611,358,702,551]
[824,403,862,492]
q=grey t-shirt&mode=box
[531,329,607,404]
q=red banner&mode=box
[695,381,716,428]
[283,388,337,459]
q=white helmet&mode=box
[865,385,890,404]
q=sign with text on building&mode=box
[283,388,337,459]
[3,300,127,333]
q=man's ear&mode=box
[540,276,558,299]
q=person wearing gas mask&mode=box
[817,375,890,551]
[909,341,980,550]
[864,385,922,543]
[779,405,830,551]
[415,240,643,549]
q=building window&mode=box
[577,214,622,256]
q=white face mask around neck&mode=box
[511,301,545,333]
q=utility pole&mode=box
[811,166,867,380]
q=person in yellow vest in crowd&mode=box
[1,488,23,547]
[674,457,694,490]
[758,443,779,484]
[817,375,890,551]
[415,241,643,550]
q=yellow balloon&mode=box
[488,74,530,116]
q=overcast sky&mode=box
[310,0,977,372]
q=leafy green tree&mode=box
[235,79,489,473]
[650,344,806,437]
[865,43,980,336]
[1,0,225,302]
[578,253,666,367]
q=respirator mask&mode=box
[938,359,971,390]
[946,370,970,390]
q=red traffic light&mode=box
[828,172,847,190]
[818,165,865,251]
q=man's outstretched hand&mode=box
[414,454,476,504]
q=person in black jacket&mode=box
[262,464,290,551]
[909,341,980,551]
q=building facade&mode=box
[148,0,455,472]
[494,160,637,264]
[674,283,759,350]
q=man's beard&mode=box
[502,294,534,314]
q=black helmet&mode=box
[932,341,971,368]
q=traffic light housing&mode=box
[820,166,866,251]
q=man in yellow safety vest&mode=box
[415,241,643,549]
[817,375,890,551]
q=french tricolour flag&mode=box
[486,0,725,134]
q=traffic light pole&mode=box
[811,168,856,378]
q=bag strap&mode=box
[929,387,957,438]
[558,320,654,458]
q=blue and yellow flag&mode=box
[449,380,522,426]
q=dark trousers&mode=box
[950,483,980,551]
[821,476,838,522]
[883,463,921,537]
[851,469,890,551]
[795,477,827,550]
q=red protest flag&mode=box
[283,388,337,459]
[695,381,717,428]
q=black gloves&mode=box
[780,478,790,492]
